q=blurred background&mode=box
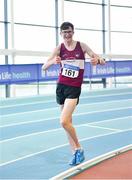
[0,0,132,98]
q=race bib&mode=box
[62,64,79,78]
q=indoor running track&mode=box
[0,87,132,179]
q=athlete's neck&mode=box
[64,40,77,50]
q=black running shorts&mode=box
[56,83,81,105]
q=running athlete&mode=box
[42,22,105,166]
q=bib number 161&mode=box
[62,65,79,78]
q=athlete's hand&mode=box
[54,56,61,64]
[98,58,106,65]
[91,56,98,66]
[91,56,106,66]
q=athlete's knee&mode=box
[60,116,70,129]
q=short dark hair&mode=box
[60,22,74,31]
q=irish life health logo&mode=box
[41,67,60,79]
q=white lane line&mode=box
[1,92,131,108]
[0,116,132,128]
[0,116,132,143]
[0,121,118,143]
[0,107,131,128]
[1,99,131,117]
[89,116,132,125]
[0,117,57,128]
[0,143,69,167]
[83,124,121,131]
[0,99,55,108]
[0,129,131,167]
[0,127,62,143]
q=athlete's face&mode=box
[61,27,74,42]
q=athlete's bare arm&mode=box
[42,45,61,70]
[80,42,105,65]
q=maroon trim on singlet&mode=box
[58,41,85,87]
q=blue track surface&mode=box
[0,87,132,179]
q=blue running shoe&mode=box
[69,149,85,166]
[69,152,76,166]
[75,149,85,165]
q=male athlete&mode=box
[42,22,105,166]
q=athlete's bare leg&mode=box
[60,98,81,152]
[61,105,76,152]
